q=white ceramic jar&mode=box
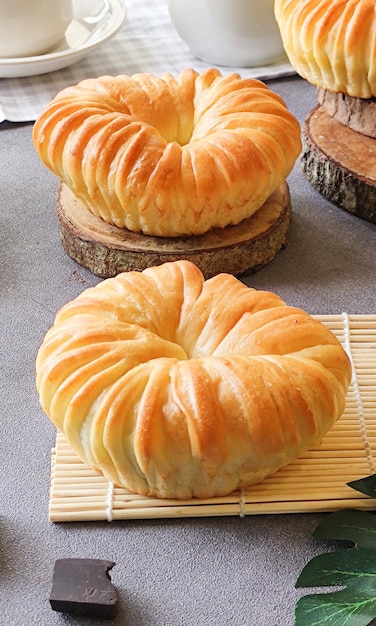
[168,0,286,67]
[0,0,73,58]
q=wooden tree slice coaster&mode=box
[56,182,292,279]
[302,105,376,224]
[318,88,376,138]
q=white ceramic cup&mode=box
[0,0,73,58]
[168,0,286,67]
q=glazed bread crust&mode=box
[36,260,352,499]
[32,68,301,237]
[275,0,376,98]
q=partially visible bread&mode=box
[32,68,301,237]
[275,0,376,98]
[36,260,352,499]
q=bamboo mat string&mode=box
[342,312,375,474]
[239,490,246,518]
[106,481,114,522]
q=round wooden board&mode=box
[302,105,376,224]
[318,88,376,138]
[56,183,292,279]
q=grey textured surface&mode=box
[1,75,375,626]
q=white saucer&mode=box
[0,0,126,78]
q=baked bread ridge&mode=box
[36,260,352,500]
[275,0,376,98]
[32,68,301,237]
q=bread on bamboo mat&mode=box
[49,314,376,523]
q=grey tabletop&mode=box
[1,72,376,626]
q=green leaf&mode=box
[296,547,376,588]
[294,476,376,626]
[348,475,376,500]
[295,577,376,626]
[313,509,376,549]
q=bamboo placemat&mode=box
[49,314,376,522]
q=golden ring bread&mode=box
[36,260,352,499]
[32,68,301,237]
[275,0,376,98]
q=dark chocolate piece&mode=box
[50,558,118,619]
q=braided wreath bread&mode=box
[32,68,301,237]
[36,260,351,500]
[275,0,376,98]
